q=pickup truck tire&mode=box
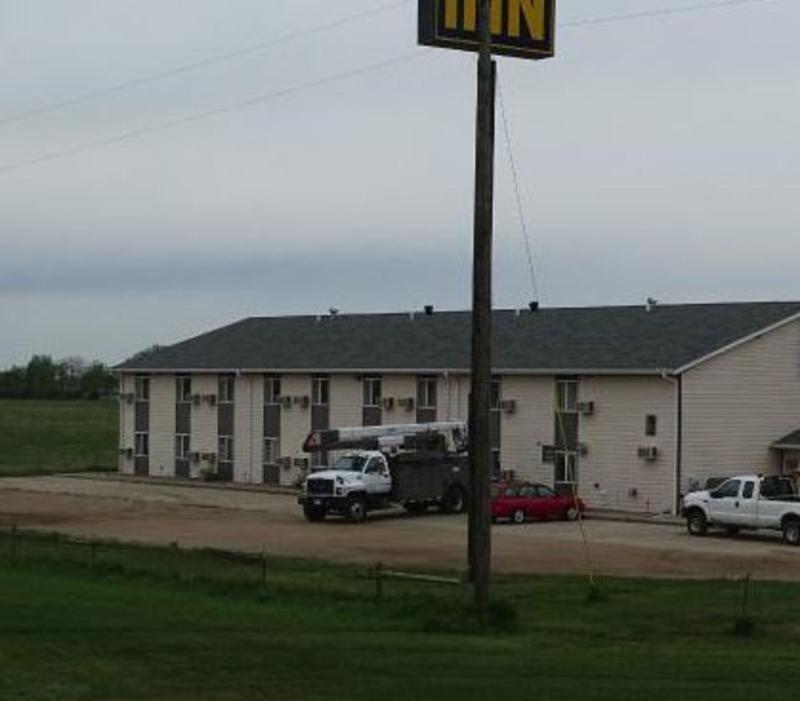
[686,508,708,536]
[442,485,467,514]
[347,495,367,524]
[782,517,800,546]
[303,504,327,522]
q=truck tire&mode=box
[686,508,708,537]
[303,504,327,522]
[347,495,367,524]
[404,502,428,516]
[782,517,800,546]
[442,485,467,514]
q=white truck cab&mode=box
[682,474,800,545]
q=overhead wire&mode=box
[0,0,792,176]
[0,0,413,128]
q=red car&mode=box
[491,482,584,524]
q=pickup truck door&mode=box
[362,456,391,495]
[730,480,758,526]
[708,479,743,525]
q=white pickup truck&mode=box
[682,475,800,545]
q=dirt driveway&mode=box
[1,475,799,581]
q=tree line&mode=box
[0,355,118,400]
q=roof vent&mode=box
[529,301,540,312]
[645,298,658,313]
[424,305,434,317]
[328,307,340,318]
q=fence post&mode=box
[375,562,384,601]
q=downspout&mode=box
[661,370,683,515]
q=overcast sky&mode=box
[1,0,798,367]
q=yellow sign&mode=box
[419,0,555,60]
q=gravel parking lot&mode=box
[2,474,799,581]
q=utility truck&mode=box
[297,422,469,523]
[682,474,800,545]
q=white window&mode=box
[176,375,192,403]
[418,376,437,410]
[175,434,190,459]
[645,415,658,437]
[556,379,578,413]
[363,376,382,407]
[134,432,149,457]
[218,374,235,403]
[312,375,329,406]
[134,375,150,402]
[555,451,578,485]
[264,375,282,405]
[263,437,279,465]
[218,436,234,462]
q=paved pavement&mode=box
[1,474,798,580]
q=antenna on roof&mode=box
[328,307,340,318]
[645,297,658,313]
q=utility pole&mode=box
[468,0,496,611]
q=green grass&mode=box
[0,400,117,476]
[0,530,798,700]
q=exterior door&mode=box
[363,457,391,495]
[732,480,758,526]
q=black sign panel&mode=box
[419,0,555,60]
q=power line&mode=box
[0,0,413,128]
[0,51,428,176]
[497,75,540,304]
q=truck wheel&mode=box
[404,502,428,516]
[511,509,525,525]
[303,505,327,522]
[348,496,367,524]
[686,509,708,537]
[782,518,800,546]
[442,486,467,514]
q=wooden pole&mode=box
[468,0,496,611]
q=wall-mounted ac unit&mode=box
[398,397,415,411]
[278,457,293,469]
[293,395,310,409]
[293,457,310,468]
[189,451,202,464]
[191,394,203,406]
[637,446,658,461]
[382,397,395,410]
[203,394,217,406]
[577,401,595,416]
[578,443,589,457]
[118,447,133,459]
[120,393,135,404]
[280,396,292,410]
[499,399,517,414]
[202,452,217,464]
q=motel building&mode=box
[116,301,800,514]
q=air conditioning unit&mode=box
[293,395,310,409]
[202,452,217,464]
[188,451,202,464]
[280,396,292,410]
[500,469,516,483]
[278,457,293,469]
[398,397,415,411]
[120,393,135,404]
[382,397,395,410]
[577,401,595,416]
[203,394,217,406]
[638,446,658,461]
[118,447,133,459]
[578,443,589,457]
[191,394,203,406]
[499,399,517,414]
[293,457,310,468]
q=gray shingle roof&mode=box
[116,301,800,374]
[774,430,800,449]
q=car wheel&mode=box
[348,496,367,524]
[564,506,580,521]
[511,509,525,525]
[686,509,708,536]
[782,518,800,546]
[442,486,467,514]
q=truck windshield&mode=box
[333,455,368,472]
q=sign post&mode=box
[418,0,555,610]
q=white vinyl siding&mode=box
[500,376,554,484]
[148,374,176,478]
[118,374,136,475]
[279,374,312,486]
[234,374,262,484]
[189,374,218,479]
[682,319,800,492]
[382,375,416,424]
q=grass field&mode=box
[1,531,798,701]
[0,400,117,476]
